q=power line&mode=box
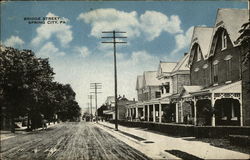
[101,30,127,131]
[88,94,94,122]
[90,83,102,123]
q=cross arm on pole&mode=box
[101,37,127,39]
[101,30,127,131]
[101,41,127,43]
[102,31,126,33]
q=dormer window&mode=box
[222,30,227,50]
[196,46,201,62]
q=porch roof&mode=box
[209,80,241,93]
[190,80,242,95]
[140,96,170,105]
[180,85,204,98]
[103,110,114,115]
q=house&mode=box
[127,8,249,127]
[180,26,214,125]
[168,53,190,123]
[103,96,115,120]
[237,12,250,126]
[128,71,163,122]
[182,8,249,126]
[103,95,135,120]
[128,54,190,123]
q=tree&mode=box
[0,45,81,132]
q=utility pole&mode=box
[90,83,102,123]
[88,95,94,122]
[101,31,127,131]
[87,102,90,114]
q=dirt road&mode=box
[1,122,150,160]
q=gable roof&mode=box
[143,71,162,87]
[157,61,177,78]
[105,96,115,105]
[136,75,143,90]
[172,53,190,74]
[213,8,248,46]
[188,27,214,64]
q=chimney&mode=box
[133,98,135,101]
[123,95,125,98]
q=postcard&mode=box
[1,1,249,159]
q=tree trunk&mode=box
[27,113,30,130]
[11,115,15,133]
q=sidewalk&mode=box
[96,121,250,160]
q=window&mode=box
[226,59,232,81]
[155,91,161,98]
[213,64,218,84]
[196,46,201,61]
[222,30,227,50]
[202,64,208,85]
[203,68,207,85]
[160,86,164,94]
[194,68,199,72]
[164,82,170,93]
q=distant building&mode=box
[128,54,190,123]
[128,71,163,122]
[103,95,136,120]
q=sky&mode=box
[1,1,247,113]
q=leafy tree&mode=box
[0,45,81,132]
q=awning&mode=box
[189,80,241,96]
[103,110,114,115]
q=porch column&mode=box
[147,105,150,121]
[143,105,146,119]
[240,94,243,126]
[135,107,138,120]
[126,108,129,118]
[175,103,179,123]
[130,108,133,121]
[194,98,197,126]
[128,108,131,118]
[180,100,184,123]
[211,93,216,126]
[153,104,156,122]
[159,103,162,123]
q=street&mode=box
[0,122,150,160]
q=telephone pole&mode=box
[88,95,94,122]
[87,102,90,114]
[101,31,127,131]
[90,83,102,123]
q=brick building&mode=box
[181,8,249,126]
[127,8,249,127]
[237,12,250,126]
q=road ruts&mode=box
[0,122,150,160]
